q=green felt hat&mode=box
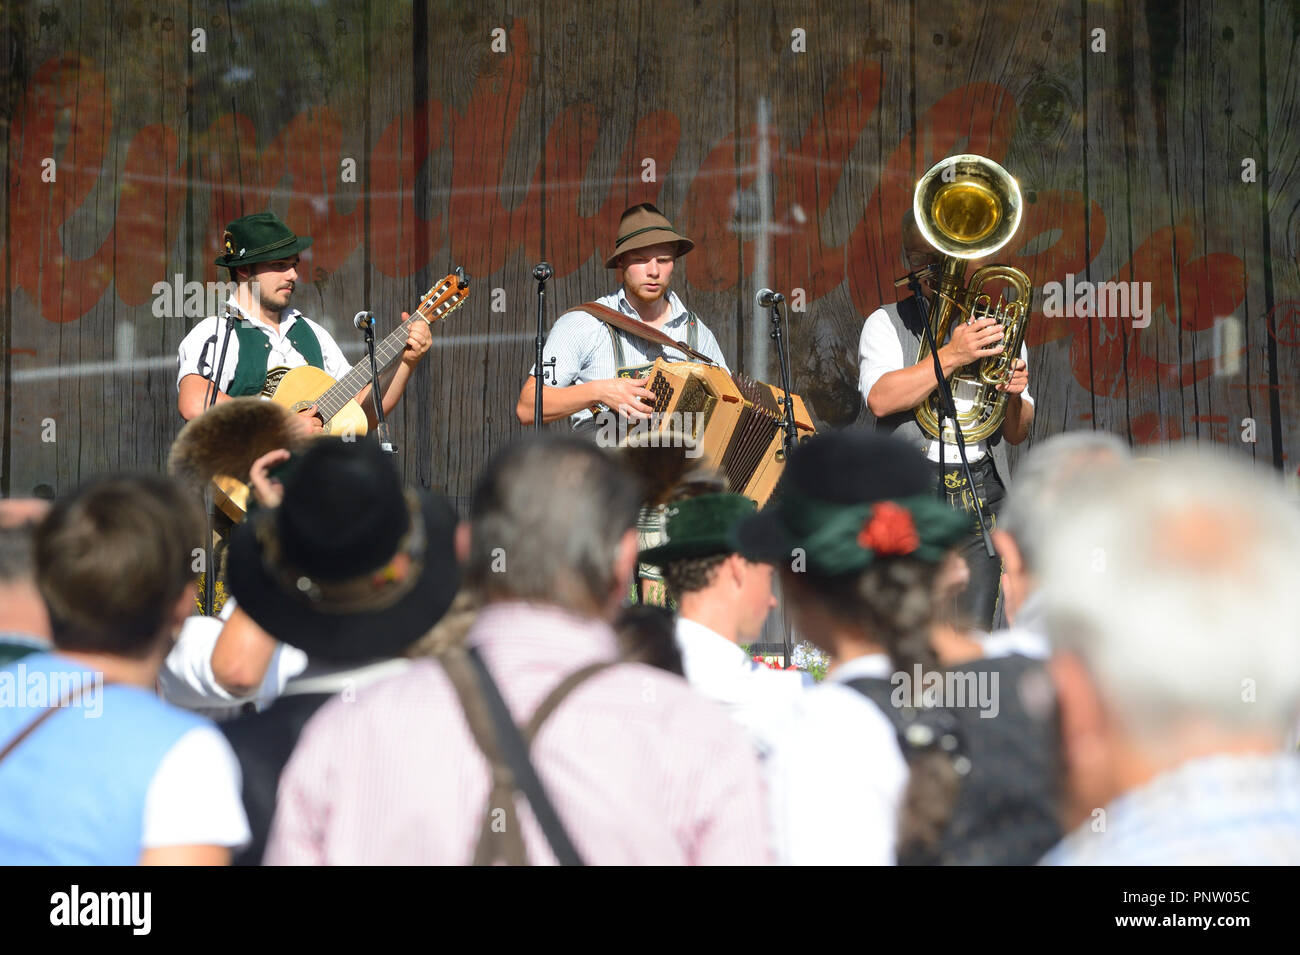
[215,212,313,269]
[639,493,757,565]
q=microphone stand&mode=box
[532,262,554,431]
[762,294,800,461]
[903,268,995,559]
[362,316,396,454]
[760,290,799,666]
[199,304,239,616]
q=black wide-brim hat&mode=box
[215,212,313,269]
[227,443,460,663]
[732,429,940,566]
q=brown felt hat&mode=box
[604,203,694,269]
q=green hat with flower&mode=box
[730,430,969,575]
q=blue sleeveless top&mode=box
[0,652,208,864]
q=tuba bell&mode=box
[911,154,1032,444]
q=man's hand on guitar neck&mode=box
[401,311,433,366]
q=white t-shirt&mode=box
[175,300,352,396]
[141,726,251,850]
[857,307,1034,463]
[160,602,308,720]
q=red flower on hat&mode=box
[857,501,920,556]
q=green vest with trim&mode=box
[226,317,325,397]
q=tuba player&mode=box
[858,207,1033,633]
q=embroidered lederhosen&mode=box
[604,315,701,606]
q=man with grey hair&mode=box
[985,431,1130,657]
[1038,448,1300,864]
[267,435,771,864]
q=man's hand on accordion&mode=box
[603,376,657,420]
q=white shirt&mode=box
[141,726,251,850]
[765,653,907,865]
[175,299,352,395]
[159,603,308,721]
[674,617,808,757]
[530,289,730,430]
[857,307,1034,463]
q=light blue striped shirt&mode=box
[530,289,730,431]
[1041,753,1300,864]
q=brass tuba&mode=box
[911,155,1032,444]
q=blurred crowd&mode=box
[2,423,1299,865]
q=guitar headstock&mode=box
[414,270,472,326]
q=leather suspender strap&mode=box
[438,646,614,865]
[439,649,528,864]
[605,322,628,370]
[573,301,716,365]
[0,678,107,767]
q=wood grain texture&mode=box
[1,0,1298,503]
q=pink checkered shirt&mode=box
[264,602,772,865]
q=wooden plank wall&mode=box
[2,0,1298,506]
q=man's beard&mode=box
[628,282,668,305]
[258,290,291,314]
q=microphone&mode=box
[756,288,785,308]
[353,311,375,331]
[894,262,941,287]
[532,261,554,283]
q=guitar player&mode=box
[176,212,432,435]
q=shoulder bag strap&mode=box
[0,678,108,767]
[572,302,716,365]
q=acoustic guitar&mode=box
[212,270,471,521]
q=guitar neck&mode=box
[315,319,418,423]
[312,273,470,425]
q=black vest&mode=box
[221,692,332,866]
[846,653,1062,865]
